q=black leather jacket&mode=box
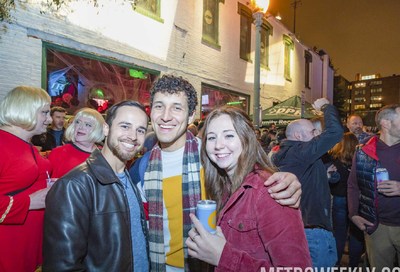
[43,149,149,271]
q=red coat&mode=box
[48,143,92,178]
[216,167,311,271]
[0,130,52,272]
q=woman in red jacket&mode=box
[0,86,53,272]
[186,106,311,271]
[48,107,105,179]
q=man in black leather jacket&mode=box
[43,101,150,271]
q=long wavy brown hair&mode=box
[328,132,358,164]
[201,106,275,212]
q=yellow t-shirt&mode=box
[161,145,205,268]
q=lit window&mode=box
[355,90,366,95]
[370,103,382,108]
[304,50,312,89]
[354,82,366,88]
[370,80,382,85]
[354,105,366,110]
[44,43,158,114]
[201,84,249,119]
[283,35,294,81]
[260,22,273,69]
[371,96,382,101]
[238,3,252,61]
[202,0,223,49]
[361,74,378,80]
[354,97,366,102]
[371,88,382,93]
[133,0,163,23]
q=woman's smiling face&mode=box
[205,114,242,178]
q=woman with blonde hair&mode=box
[48,107,105,178]
[186,106,311,271]
[0,86,53,271]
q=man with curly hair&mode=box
[130,74,302,271]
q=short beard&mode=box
[108,138,136,162]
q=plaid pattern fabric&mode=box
[144,132,201,271]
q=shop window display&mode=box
[45,47,158,115]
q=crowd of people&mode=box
[0,76,399,271]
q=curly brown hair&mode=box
[150,74,198,115]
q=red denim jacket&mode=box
[216,168,311,271]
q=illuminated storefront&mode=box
[201,84,249,119]
[44,43,158,115]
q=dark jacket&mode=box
[348,136,400,234]
[216,167,311,271]
[31,128,65,151]
[328,156,352,197]
[348,136,380,234]
[43,149,149,271]
[272,104,343,231]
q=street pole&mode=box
[291,0,302,34]
[253,11,263,129]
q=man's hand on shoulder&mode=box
[264,172,301,208]
[312,98,330,112]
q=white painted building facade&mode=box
[0,0,333,120]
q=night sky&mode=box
[268,0,400,81]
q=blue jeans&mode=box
[332,196,365,267]
[305,228,337,268]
